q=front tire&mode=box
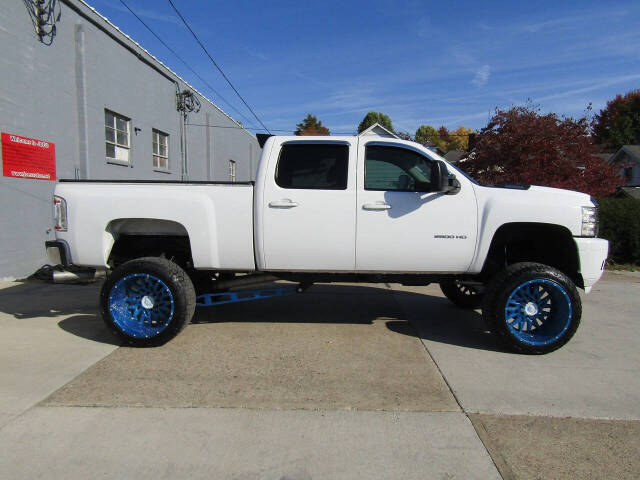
[482,262,581,354]
[100,257,196,346]
[440,280,483,309]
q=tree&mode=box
[592,90,640,151]
[450,126,475,151]
[414,125,475,151]
[461,105,624,197]
[395,131,413,141]
[358,112,394,133]
[295,114,330,136]
[414,125,445,149]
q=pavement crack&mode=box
[387,285,508,480]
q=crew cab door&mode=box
[355,141,477,272]
[259,139,357,271]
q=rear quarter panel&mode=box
[54,183,255,270]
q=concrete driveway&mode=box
[0,273,638,479]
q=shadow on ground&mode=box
[0,280,119,346]
[0,280,505,353]
[387,289,507,353]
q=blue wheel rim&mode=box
[108,273,175,338]
[504,279,572,346]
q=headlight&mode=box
[581,206,597,237]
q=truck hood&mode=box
[479,184,592,205]
[472,184,594,237]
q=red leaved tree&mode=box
[462,105,624,197]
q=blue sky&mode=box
[91,0,640,135]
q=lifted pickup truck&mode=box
[47,135,608,353]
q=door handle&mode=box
[362,203,391,210]
[269,199,299,208]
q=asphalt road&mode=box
[0,272,638,479]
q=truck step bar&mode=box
[196,284,310,307]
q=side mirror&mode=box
[431,161,460,194]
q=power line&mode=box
[117,0,258,130]
[186,123,358,135]
[167,0,271,134]
[186,123,479,138]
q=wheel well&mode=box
[106,219,193,269]
[481,223,582,287]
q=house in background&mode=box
[444,150,469,164]
[609,145,640,187]
[615,186,640,200]
[358,123,399,139]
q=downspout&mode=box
[183,110,188,181]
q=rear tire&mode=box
[440,280,483,309]
[482,262,581,354]
[100,257,196,346]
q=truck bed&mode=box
[54,181,256,271]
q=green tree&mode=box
[295,114,330,136]
[592,90,640,151]
[357,112,394,133]
[414,125,444,149]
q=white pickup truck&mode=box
[46,135,608,353]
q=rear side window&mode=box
[275,144,348,190]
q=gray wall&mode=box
[0,0,261,278]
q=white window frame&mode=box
[105,109,131,165]
[228,159,236,182]
[152,129,169,171]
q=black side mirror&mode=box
[431,161,459,194]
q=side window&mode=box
[275,144,348,190]
[365,145,432,191]
[105,110,130,164]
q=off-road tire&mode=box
[482,262,581,354]
[100,257,196,346]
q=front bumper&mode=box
[574,237,609,293]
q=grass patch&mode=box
[606,262,638,272]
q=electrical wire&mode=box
[117,0,259,130]
[186,123,359,135]
[23,0,61,45]
[167,0,271,134]
[186,123,475,138]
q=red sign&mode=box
[1,132,56,181]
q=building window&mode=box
[105,110,130,164]
[623,166,633,181]
[228,159,236,182]
[152,129,169,170]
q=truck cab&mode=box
[255,136,476,273]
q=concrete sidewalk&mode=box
[0,407,500,480]
[0,273,639,479]
[0,281,118,428]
